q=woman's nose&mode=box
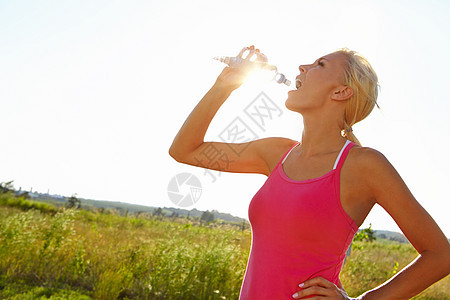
[299,65,306,73]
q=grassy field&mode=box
[0,193,448,299]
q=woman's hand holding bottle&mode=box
[213,45,290,90]
[213,45,263,92]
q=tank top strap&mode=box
[333,140,355,171]
[280,141,300,165]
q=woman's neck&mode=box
[299,115,347,157]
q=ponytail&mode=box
[336,48,379,146]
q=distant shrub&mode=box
[0,193,57,215]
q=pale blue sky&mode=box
[1,0,449,235]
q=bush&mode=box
[0,193,57,215]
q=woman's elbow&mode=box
[168,146,182,162]
[168,145,191,164]
[427,242,450,277]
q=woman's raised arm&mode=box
[169,64,296,176]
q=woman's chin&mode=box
[284,97,297,112]
[285,99,306,114]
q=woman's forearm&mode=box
[169,82,233,161]
[358,249,450,299]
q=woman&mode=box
[169,46,450,299]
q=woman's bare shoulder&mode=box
[350,145,389,164]
[348,145,395,178]
[255,137,298,173]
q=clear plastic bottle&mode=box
[213,47,291,86]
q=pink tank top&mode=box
[240,140,358,299]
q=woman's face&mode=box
[286,52,348,113]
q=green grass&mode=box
[0,194,448,299]
[342,240,450,299]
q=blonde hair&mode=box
[336,48,379,146]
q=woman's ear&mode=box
[331,86,353,101]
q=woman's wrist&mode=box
[209,81,237,101]
[212,78,239,93]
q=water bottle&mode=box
[213,47,291,86]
